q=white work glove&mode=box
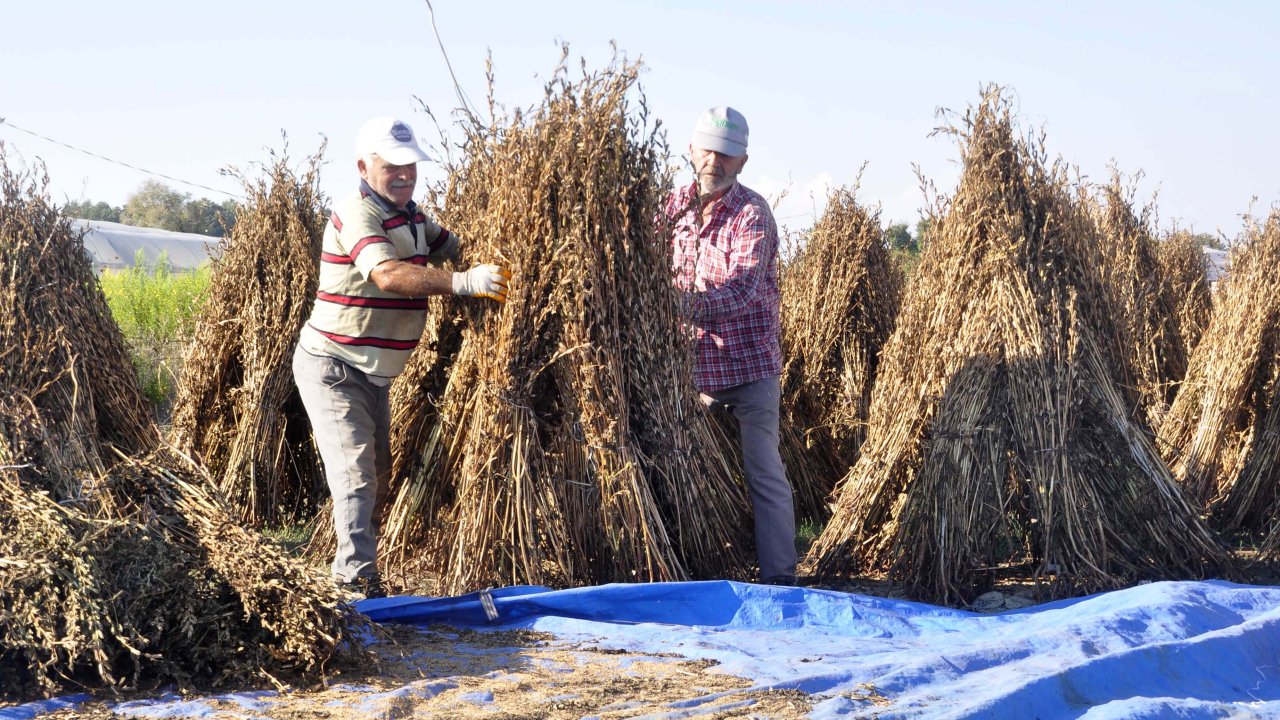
[452,263,510,302]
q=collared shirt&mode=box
[298,181,455,382]
[663,180,782,392]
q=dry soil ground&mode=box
[38,624,816,719]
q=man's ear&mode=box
[739,153,749,170]
[356,157,369,179]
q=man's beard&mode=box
[698,171,737,198]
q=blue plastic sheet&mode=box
[361,580,1280,718]
[8,580,1280,718]
[0,695,92,720]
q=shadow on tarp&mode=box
[7,579,1280,719]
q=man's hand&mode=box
[452,264,511,302]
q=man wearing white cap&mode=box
[293,116,509,598]
[662,107,796,585]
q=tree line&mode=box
[66,179,1226,253]
[63,180,238,237]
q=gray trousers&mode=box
[292,346,391,582]
[701,375,797,580]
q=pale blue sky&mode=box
[2,1,1275,236]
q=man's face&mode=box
[358,154,417,209]
[690,145,748,197]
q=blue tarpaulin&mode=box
[6,579,1280,719]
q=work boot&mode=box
[761,575,798,587]
[338,573,387,600]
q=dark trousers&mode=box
[701,375,797,580]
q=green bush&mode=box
[891,246,921,276]
[795,518,823,556]
[100,250,211,413]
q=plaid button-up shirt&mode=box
[664,180,782,392]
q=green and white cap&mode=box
[691,106,749,157]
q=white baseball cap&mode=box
[355,116,430,165]
[690,106,749,157]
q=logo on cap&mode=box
[390,122,413,142]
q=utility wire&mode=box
[0,116,244,200]
[422,0,483,127]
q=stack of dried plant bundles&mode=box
[1160,211,1280,542]
[1089,172,1191,429]
[168,148,328,527]
[778,187,904,520]
[0,150,367,700]
[379,54,755,595]
[1,443,370,699]
[0,145,158,465]
[807,88,1227,605]
[1155,228,1213,358]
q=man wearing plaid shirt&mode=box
[663,107,797,586]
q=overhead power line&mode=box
[423,0,483,127]
[0,116,244,200]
